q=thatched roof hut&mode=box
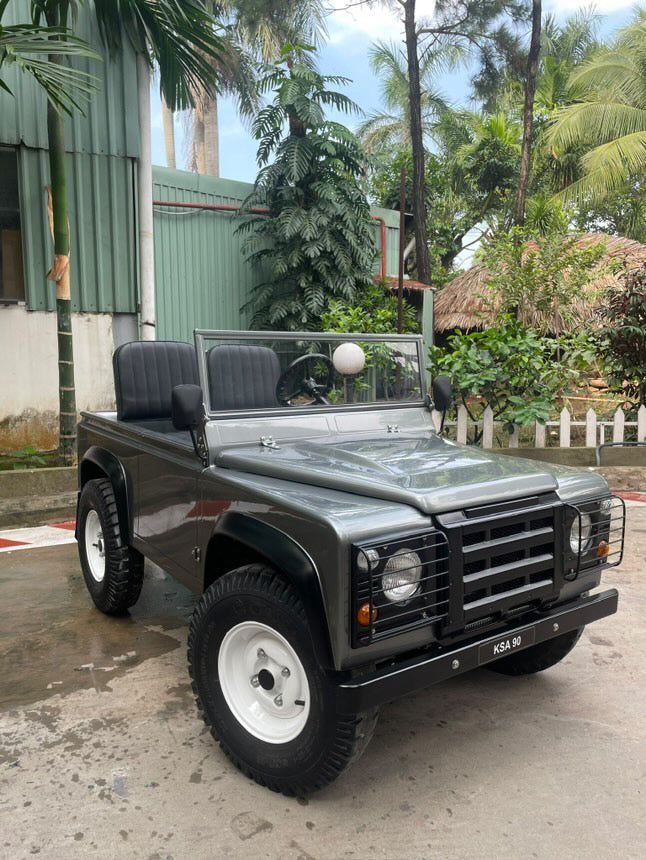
[434,233,646,333]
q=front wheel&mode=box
[487,627,584,675]
[188,564,378,795]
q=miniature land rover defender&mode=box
[76,331,623,795]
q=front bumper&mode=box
[336,588,618,713]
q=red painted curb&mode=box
[0,538,28,549]
[617,492,646,503]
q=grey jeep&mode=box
[76,330,623,795]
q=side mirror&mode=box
[431,376,453,413]
[172,384,203,431]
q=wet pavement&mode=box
[0,507,645,859]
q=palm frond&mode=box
[548,102,646,150]
[0,23,99,114]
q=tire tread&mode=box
[187,564,378,795]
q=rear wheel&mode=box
[488,627,584,675]
[188,564,378,795]
[77,478,144,614]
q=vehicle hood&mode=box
[215,433,607,514]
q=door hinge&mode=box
[192,547,201,563]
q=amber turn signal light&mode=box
[357,603,378,626]
[597,540,609,558]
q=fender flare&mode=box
[78,447,131,544]
[209,511,334,669]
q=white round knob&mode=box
[332,342,365,375]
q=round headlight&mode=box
[381,549,422,603]
[570,513,592,554]
[357,548,380,573]
[600,497,613,515]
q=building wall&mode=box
[0,0,139,158]
[152,168,403,344]
[0,306,120,449]
[0,0,139,314]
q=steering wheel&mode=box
[276,353,335,406]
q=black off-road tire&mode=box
[187,564,378,795]
[77,478,144,615]
[488,627,584,676]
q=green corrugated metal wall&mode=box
[152,168,404,343]
[0,1,139,157]
[1,0,139,313]
[17,148,137,312]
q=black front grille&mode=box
[437,494,563,628]
[352,530,449,646]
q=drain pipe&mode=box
[137,55,155,341]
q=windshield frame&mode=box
[194,329,427,420]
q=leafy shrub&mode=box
[239,55,376,331]
[321,281,419,334]
[597,271,646,409]
[429,316,595,439]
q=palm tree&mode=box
[0,1,96,113]
[546,9,646,204]
[535,7,600,113]
[356,39,459,154]
[184,0,327,176]
[29,0,223,462]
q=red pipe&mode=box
[153,199,270,215]
[152,198,388,276]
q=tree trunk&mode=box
[162,98,176,169]
[46,92,77,465]
[403,0,430,284]
[137,54,155,340]
[513,0,541,227]
[192,102,206,174]
[203,93,220,176]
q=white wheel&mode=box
[84,508,105,583]
[218,621,310,743]
[188,565,379,795]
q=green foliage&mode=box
[597,271,646,409]
[321,281,418,335]
[479,227,608,333]
[546,9,646,204]
[92,0,224,111]
[0,447,47,471]
[368,148,470,286]
[0,0,98,115]
[429,317,595,436]
[239,55,376,331]
[356,38,459,154]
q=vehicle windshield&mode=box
[195,331,425,416]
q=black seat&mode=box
[113,341,198,421]
[207,344,281,411]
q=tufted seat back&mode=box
[113,341,198,421]
[207,344,281,411]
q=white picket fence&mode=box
[431,404,646,448]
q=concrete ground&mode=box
[0,507,644,860]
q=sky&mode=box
[150,0,638,183]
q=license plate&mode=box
[478,627,536,665]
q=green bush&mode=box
[597,271,646,410]
[429,317,596,439]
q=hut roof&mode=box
[434,233,646,333]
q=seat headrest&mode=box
[207,344,281,411]
[113,341,198,420]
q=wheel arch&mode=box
[77,447,131,544]
[204,512,334,669]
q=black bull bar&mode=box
[337,589,618,713]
